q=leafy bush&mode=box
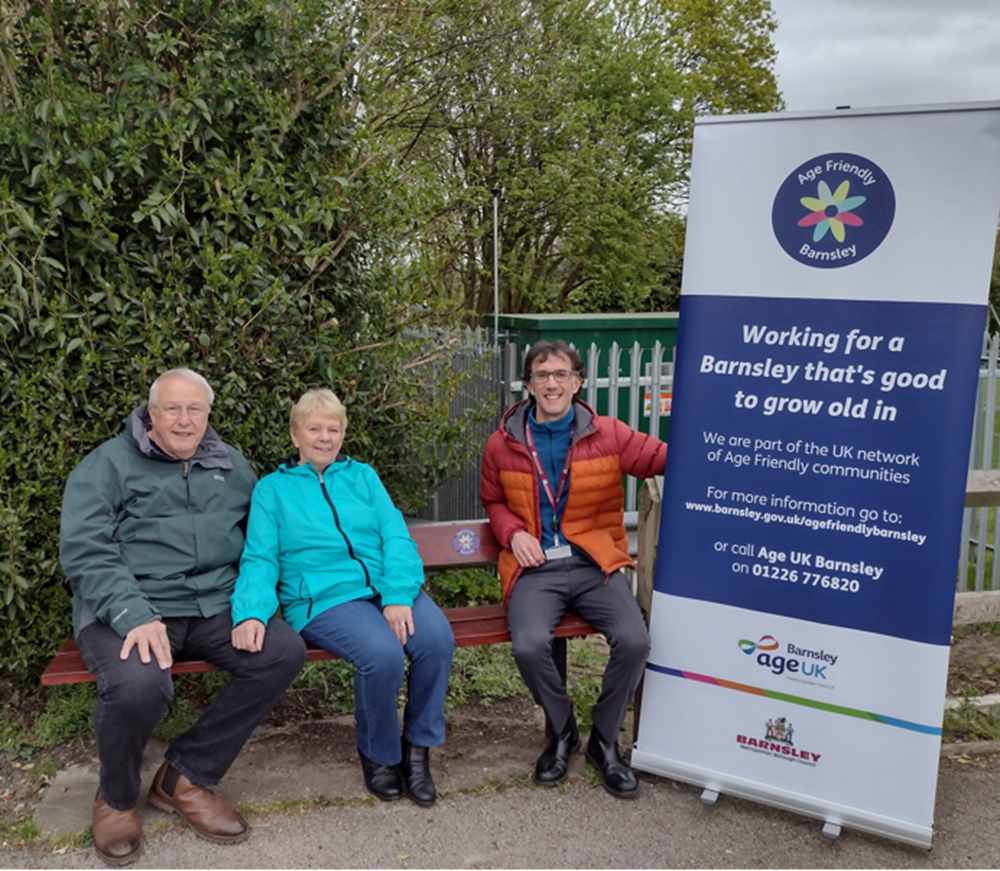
[425,568,501,609]
[0,1,482,681]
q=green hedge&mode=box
[0,1,480,680]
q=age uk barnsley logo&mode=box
[738,634,838,680]
[771,152,895,269]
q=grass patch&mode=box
[446,645,529,708]
[943,700,1000,742]
[31,685,96,748]
[444,636,610,724]
[0,708,28,755]
[567,638,608,732]
[23,753,60,784]
[0,816,41,844]
[153,696,202,742]
[292,660,355,714]
[0,685,96,758]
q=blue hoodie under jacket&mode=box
[231,457,424,632]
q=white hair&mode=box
[290,388,348,431]
[148,368,215,408]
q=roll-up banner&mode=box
[632,102,1000,848]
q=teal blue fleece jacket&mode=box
[231,457,423,632]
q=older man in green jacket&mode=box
[60,368,305,867]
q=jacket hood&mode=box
[125,404,234,470]
[500,398,598,446]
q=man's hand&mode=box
[510,530,545,568]
[119,619,172,669]
[231,619,267,653]
[383,605,414,646]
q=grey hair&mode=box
[148,368,215,408]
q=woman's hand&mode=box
[383,605,414,646]
[231,619,267,652]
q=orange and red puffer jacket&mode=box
[480,399,667,603]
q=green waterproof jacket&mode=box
[59,406,257,638]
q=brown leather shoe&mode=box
[146,762,249,844]
[92,797,143,867]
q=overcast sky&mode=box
[769,0,1000,112]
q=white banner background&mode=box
[633,102,1000,848]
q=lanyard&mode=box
[524,425,571,541]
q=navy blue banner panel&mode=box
[657,294,985,646]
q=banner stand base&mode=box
[631,749,933,850]
[700,788,719,806]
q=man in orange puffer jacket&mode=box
[480,339,667,798]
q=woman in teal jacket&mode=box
[231,389,454,807]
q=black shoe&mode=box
[359,752,403,801]
[586,728,639,799]
[534,715,580,786]
[400,738,437,807]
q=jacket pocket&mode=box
[300,571,348,600]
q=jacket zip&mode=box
[318,476,373,607]
[181,460,198,569]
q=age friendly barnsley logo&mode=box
[771,152,895,269]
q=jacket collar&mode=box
[127,404,234,470]
[277,455,353,478]
[502,398,597,446]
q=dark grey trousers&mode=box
[506,555,650,743]
[77,612,305,810]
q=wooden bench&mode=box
[41,519,597,686]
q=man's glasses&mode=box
[157,404,209,418]
[529,369,578,384]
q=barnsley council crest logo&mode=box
[771,152,895,269]
[736,718,821,766]
[765,717,794,746]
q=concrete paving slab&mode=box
[34,740,168,839]
[33,704,546,840]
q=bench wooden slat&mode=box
[409,520,500,567]
[41,609,595,685]
[41,519,599,686]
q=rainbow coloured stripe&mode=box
[646,662,941,736]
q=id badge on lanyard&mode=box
[525,427,572,560]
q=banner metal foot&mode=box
[822,822,842,841]
[700,788,719,806]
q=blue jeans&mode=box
[301,592,455,765]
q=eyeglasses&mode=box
[157,404,209,419]
[529,369,578,384]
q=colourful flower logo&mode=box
[798,180,866,243]
[738,634,779,655]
